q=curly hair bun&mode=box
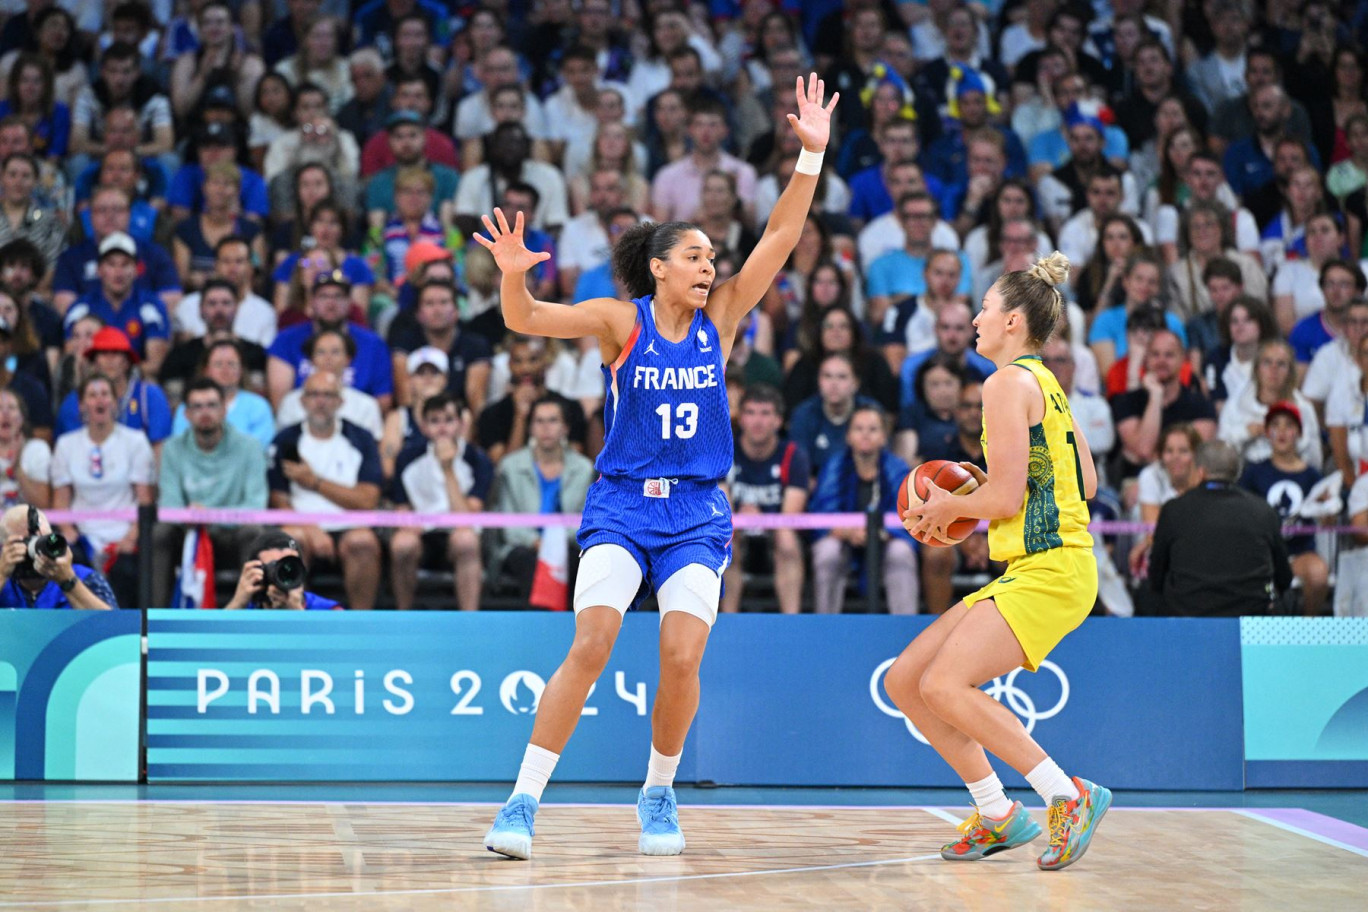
[1027,251,1071,287]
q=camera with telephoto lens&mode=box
[15,506,67,581]
[252,555,307,603]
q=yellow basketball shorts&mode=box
[962,547,1098,672]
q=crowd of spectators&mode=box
[0,0,1365,616]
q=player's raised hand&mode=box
[474,208,552,275]
[786,73,839,153]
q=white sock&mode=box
[511,744,559,803]
[643,744,681,791]
[966,772,1014,820]
[1026,757,1079,805]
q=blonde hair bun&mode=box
[1028,251,1071,287]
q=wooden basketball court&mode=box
[1,799,1365,909]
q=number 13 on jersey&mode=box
[656,402,699,439]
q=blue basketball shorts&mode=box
[577,475,733,609]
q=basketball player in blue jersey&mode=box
[476,74,838,860]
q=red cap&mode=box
[85,326,140,363]
[403,241,452,277]
[1265,400,1302,431]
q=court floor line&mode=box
[1237,809,1368,859]
[0,852,946,909]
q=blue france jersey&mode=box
[596,295,732,482]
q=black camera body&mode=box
[14,506,67,582]
[252,554,307,604]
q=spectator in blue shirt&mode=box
[166,121,270,222]
[899,299,997,409]
[1223,85,1320,199]
[809,403,918,614]
[76,148,160,244]
[922,66,1027,192]
[267,269,394,409]
[866,192,973,328]
[52,184,181,316]
[55,325,172,448]
[62,231,171,376]
[788,352,879,474]
[0,504,117,610]
[847,120,945,226]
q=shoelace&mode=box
[499,801,534,832]
[643,794,677,826]
[955,812,992,844]
[1046,799,1071,848]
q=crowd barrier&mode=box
[41,506,1368,614]
[3,611,1365,789]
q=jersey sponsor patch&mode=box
[643,478,672,498]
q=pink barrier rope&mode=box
[41,508,1368,537]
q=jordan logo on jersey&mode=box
[644,339,659,356]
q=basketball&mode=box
[897,460,980,547]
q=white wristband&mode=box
[795,148,824,175]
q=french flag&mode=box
[528,527,569,611]
[173,526,217,609]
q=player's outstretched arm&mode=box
[475,208,636,347]
[706,73,838,338]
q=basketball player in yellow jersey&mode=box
[894,252,1110,871]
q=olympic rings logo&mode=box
[869,657,1070,745]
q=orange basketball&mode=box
[898,460,980,547]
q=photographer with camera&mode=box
[223,530,342,611]
[0,505,116,610]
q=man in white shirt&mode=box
[856,160,960,268]
[453,45,549,144]
[1057,171,1154,268]
[454,122,568,231]
[557,168,625,298]
[173,235,275,345]
[543,44,621,163]
[267,370,383,610]
[1304,298,1368,419]
[389,392,494,611]
[1186,1,1249,113]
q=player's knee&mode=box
[884,655,923,706]
[658,563,721,628]
[567,627,616,671]
[918,664,957,715]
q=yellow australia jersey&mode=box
[983,355,1094,562]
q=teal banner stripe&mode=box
[146,763,459,779]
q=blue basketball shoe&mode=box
[637,786,686,855]
[1037,777,1112,871]
[485,793,538,860]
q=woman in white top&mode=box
[1326,332,1368,485]
[275,16,353,115]
[1168,200,1268,321]
[275,329,383,439]
[50,374,155,609]
[626,9,721,117]
[1219,339,1322,469]
[567,121,649,214]
[1129,422,1201,577]
[962,180,1052,276]
[1204,295,1279,410]
[247,73,294,174]
[0,388,49,508]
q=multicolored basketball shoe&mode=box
[637,786,686,855]
[940,801,1043,861]
[484,793,538,860]
[1037,777,1112,871]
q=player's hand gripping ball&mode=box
[898,460,980,546]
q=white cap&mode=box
[97,231,137,260]
[406,346,450,374]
